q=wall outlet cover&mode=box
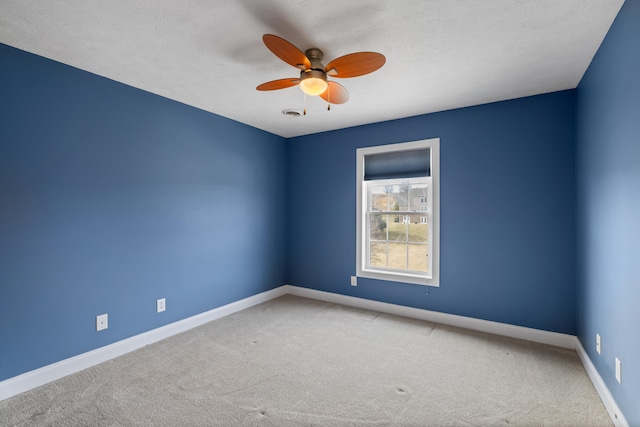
[615,357,622,383]
[157,298,166,313]
[96,314,108,332]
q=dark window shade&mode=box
[364,148,430,181]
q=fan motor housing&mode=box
[305,48,325,71]
[300,69,327,82]
[305,48,324,61]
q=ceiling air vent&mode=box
[281,109,302,117]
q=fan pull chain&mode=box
[303,92,307,115]
[327,84,331,110]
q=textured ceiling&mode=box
[0,0,624,138]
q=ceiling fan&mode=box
[256,34,385,107]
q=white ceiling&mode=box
[0,0,624,138]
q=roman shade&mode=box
[363,148,430,180]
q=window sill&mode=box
[358,268,439,287]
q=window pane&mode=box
[387,242,408,270]
[369,185,389,211]
[387,220,407,242]
[408,222,428,243]
[389,180,410,212]
[370,242,387,268]
[408,244,428,273]
[409,182,428,213]
[369,214,388,241]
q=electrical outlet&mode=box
[351,276,357,286]
[96,313,108,331]
[615,357,622,383]
[596,333,601,355]
[157,298,166,313]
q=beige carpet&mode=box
[0,295,612,426]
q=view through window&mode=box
[367,177,430,273]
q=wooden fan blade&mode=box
[319,81,349,104]
[256,78,300,91]
[325,52,386,78]
[263,34,311,70]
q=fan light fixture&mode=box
[256,34,386,107]
[299,70,328,96]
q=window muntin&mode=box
[356,138,440,287]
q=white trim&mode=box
[1,283,628,427]
[285,286,575,348]
[575,340,629,427]
[0,286,288,401]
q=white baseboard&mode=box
[1,283,628,427]
[285,285,576,348]
[0,286,288,401]
[575,340,629,427]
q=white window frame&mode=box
[356,138,440,287]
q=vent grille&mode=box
[281,109,302,117]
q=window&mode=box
[356,138,440,286]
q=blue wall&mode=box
[287,91,577,335]
[576,0,640,424]
[0,44,287,381]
